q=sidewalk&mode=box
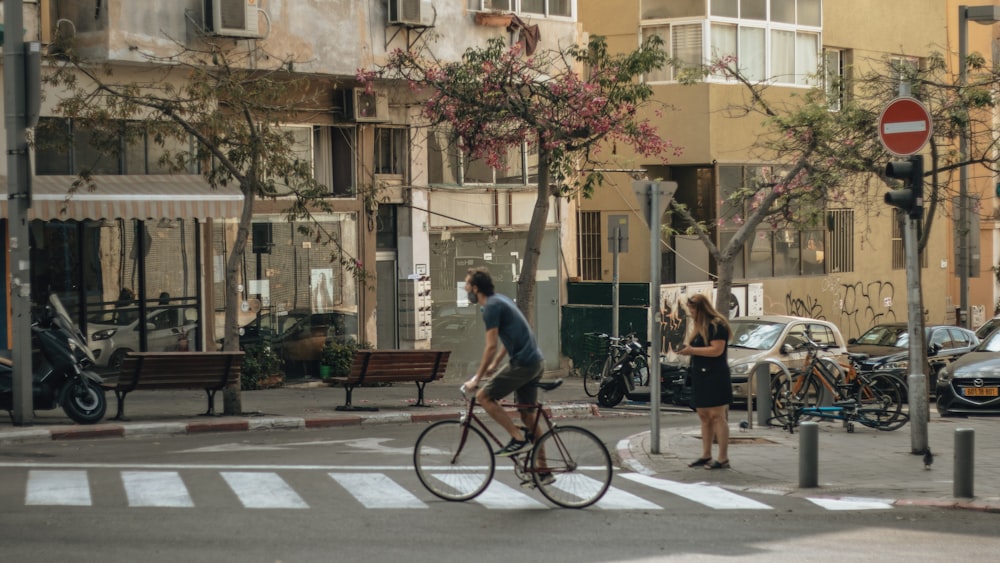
[0,374,599,444]
[617,412,1000,512]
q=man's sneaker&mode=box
[495,436,532,457]
[519,472,556,489]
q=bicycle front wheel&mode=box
[531,426,612,508]
[583,356,610,397]
[413,420,495,501]
[771,371,821,426]
[855,373,909,431]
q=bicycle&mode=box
[412,378,613,508]
[581,332,646,397]
[770,339,909,433]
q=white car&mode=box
[87,307,198,369]
[727,315,848,402]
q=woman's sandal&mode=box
[705,460,730,470]
[687,457,712,468]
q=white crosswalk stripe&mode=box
[220,471,309,509]
[11,467,895,512]
[122,471,194,508]
[329,472,427,509]
[618,473,772,510]
[26,470,92,506]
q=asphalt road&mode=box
[1,415,999,562]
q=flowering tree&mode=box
[671,51,1000,315]
[369,36,678,325]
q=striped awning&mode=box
[1,174,244,221]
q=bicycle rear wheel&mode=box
[855,373,909,431]
[531,426,612,508]
[583,356,610,397]
[413,420,495,501]
[771,371,821,426]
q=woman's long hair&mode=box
[686,293,730,345]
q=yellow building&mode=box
[577,0,997,341]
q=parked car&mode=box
[848,323,979,392]
[727,315,848,403]
[975,316,1000,341]
[237,309,358,375]
[87,306,198,370]
[936,329,1000,416]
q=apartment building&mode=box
[577,0,998,340]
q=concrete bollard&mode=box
[799,421,818,488]
[755,363,771,428]
[954,428,975,498]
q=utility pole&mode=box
[4,0,39,425]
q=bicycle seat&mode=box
[846,352,869,361]
[535,379,563,391]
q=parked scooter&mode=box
[596,337,692,408]
[0,294,107,424]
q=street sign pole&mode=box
[632,180,677,455]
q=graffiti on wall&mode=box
[783,277,898,341]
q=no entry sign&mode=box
[878,97,932,156]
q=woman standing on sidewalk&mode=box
[677,293,732,470]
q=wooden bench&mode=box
[102,351,244,420]
[329,350,450,411]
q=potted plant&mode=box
[241,345,285,390]
[320,339,356,381]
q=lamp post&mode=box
[958,5,1000,328]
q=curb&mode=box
[0,403,598,446]
[615,429,1000,513]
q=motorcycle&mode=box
[0,294,107,424]
[596,338,692,408]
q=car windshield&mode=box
[977,330,1000,353]
[729,320,784,350]
[976,319,1000,340]
[855,325,908,348]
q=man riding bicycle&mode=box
[462,267,545,457]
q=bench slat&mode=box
[332,350,450,410]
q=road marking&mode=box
[121,471,194,508]
[470,480,547,509]
[592,486,663,510]
[619,473,772,510]
[220,472,309,509]
[807,497,893,510]
[26,470,91,506]
[329,472,427,509]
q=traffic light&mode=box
[884,154,924,219]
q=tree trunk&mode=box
[515,145,551,328]
[715,256,735,320]
[222,184,256,415]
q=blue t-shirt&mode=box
[482,293,544,365]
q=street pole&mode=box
[905,212,928,453]
[612,226,620,339]
[958,5,971,329]
[647,183,662,454]
[4,0,34,425]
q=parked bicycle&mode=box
[412,378,613,508]
[771,338,909,433]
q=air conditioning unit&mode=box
[344,88,390,122]
[388,0,433,26]
[204,0,261,38]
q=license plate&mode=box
[963,387,999,397]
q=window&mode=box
[314,126,356,197]
[467,0,571,17]
[827,208,853,273]
[426,127,532,186]
[375,127,407,176]
[642,0,821,86]
[35,117,197,176]
[577,211,602,280]
[824,48,844,111]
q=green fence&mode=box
[561,282,649,370]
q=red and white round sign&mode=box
[878,97,932,156]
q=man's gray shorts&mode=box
[483,360,544,409]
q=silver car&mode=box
[88,307,198,369]
[727,315,848,402]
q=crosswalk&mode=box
[8,467,896,512]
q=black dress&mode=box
[689,320,733,409]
